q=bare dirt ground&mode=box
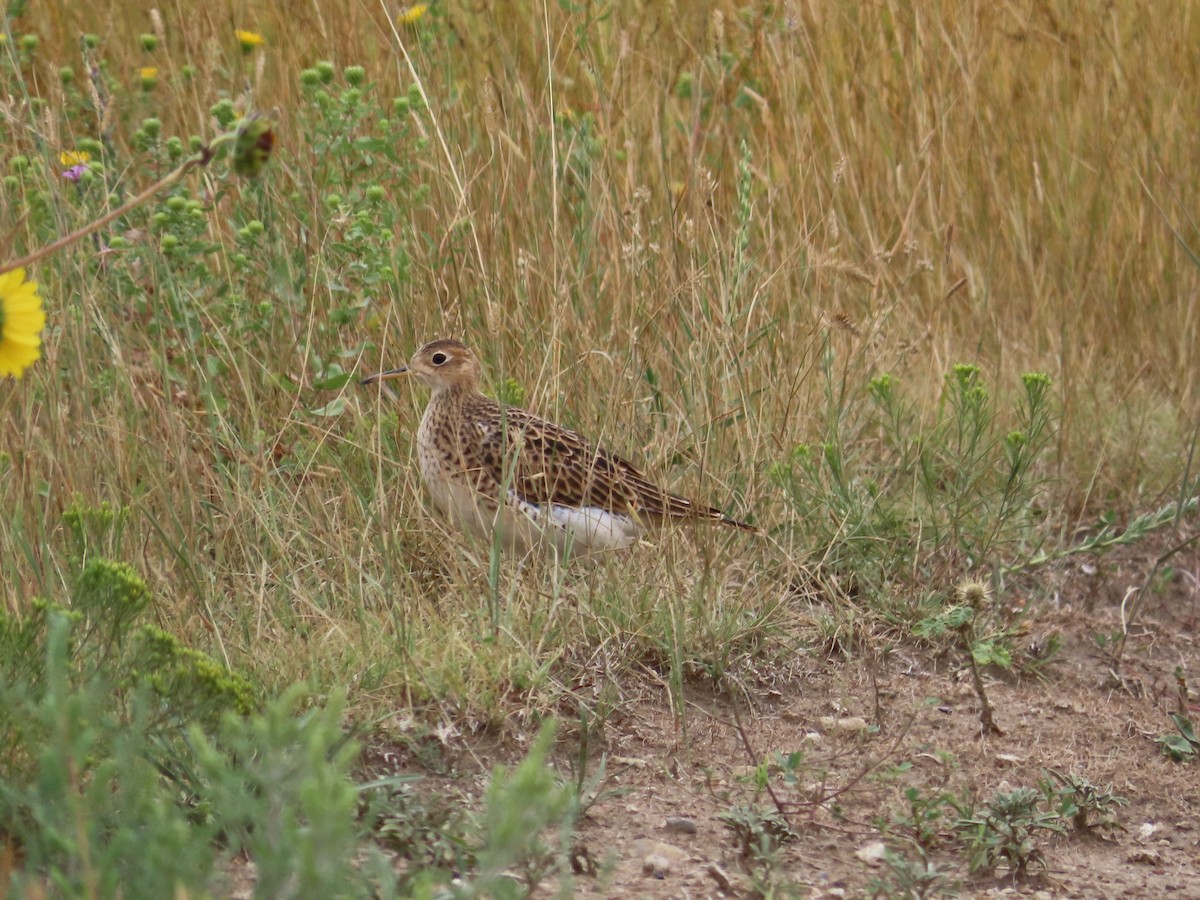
[367,544,1200,898]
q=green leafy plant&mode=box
[954,787,1065,876]
[772,364,1056,609]
[719,801,796,860]
[1024,494,1199,570]
[0,609,236,896]
[882,785,960,853]
[868,849,956,900]
[1040,769,1128,832]
[718,801,800,898]
[0,504,259,892]
[0,547,254,761]
[189,686,364,898]
[364,779,474,875]
[1156,714,1199,762]
[866,784,962,899]
[466,722,578,898]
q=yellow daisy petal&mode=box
[4,331,39,347]
[0,266,46,378]
[0,345,39,377]
[6,290,42,308]
[0,268,27,293]
[5,292,41,313]
[6,310,46,332]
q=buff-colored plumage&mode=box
[362,339,753,555]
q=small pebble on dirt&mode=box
[642,854,671,878]
[663,816,697,834]
[854,841,887,865]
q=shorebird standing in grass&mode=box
[361,339,754,556]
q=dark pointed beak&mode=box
[359,366,408,386]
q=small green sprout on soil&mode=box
[869,785,962,899]
[718,802,800,897]
[880,785,961,854]
[868,849,957,900]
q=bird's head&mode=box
[360,339,483,394]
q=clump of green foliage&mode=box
[1040,769,1128,833]
[773,363,1056,595]
[951,773,1126,880]
[2,499,583,895]
[1156,713,1200,762]
[954,786,1064,876]
[718,801,800,897]
[774,362,1059,681]
[0,501,255,892]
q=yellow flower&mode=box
[139,66,159,79]
[59,150,92,167]
[0,268,46,379]
[396,4,429,25]
[235,29,264,52]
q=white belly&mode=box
[417,455,638,556]
[431,482,644,556]
[511,494,644,554]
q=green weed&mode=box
[773,365,1055,595]
[954,787,1065,877]
[1156,713,1200,762]
[1040,770,1128,833]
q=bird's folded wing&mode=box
[475,409,710,521]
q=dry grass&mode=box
[2,1,1198,721]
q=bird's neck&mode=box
[425,383,487,418]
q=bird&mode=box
[360,339,754,556]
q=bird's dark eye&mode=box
[431,352,448,365]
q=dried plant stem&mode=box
[961,627,1004,737]
[728,685,791,826]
